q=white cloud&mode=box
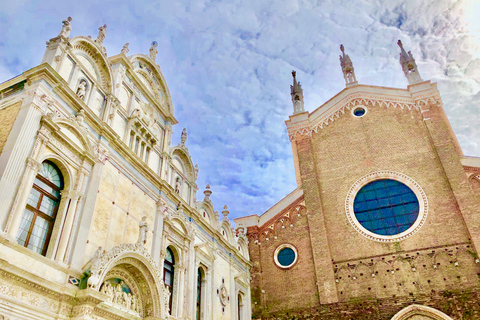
[1,0,478,220]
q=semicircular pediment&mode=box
[129,54,174,115]
[70,37,114,91]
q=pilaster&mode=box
[69,161,104,268]
[420,102,480,254]
[294,132,338,304]
[0,88,50,233]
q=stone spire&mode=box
[397,40,422,85]
[95,24,107,46]
[290,70,304,114]
[121,43,130,55]
[339,44,357,86]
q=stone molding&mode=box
[391,304,454,320]
[345,171,428,242]
[288,95,442,141]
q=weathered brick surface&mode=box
[255,289,480,319]
[0,102,21,156]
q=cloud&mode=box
[1,0,479,221]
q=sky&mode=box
[1,0,479,221]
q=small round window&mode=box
[353,107,366,117]
[274,244,298,269]
[354,179,419,236]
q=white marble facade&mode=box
[0,18,251,320]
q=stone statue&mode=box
[163,284,171,315]
[195,164,199,177]
[149,41,158,61]
[122,291,128,309]
[114,284,123,304]
[174,177,180,194]
[121,43,130,55]
[136,216,149,246]
[125,292,132,310]
[92,246,103,263]
[59,17,73,38]
[96,24,107,46]
[131,294,137,312]
[180,128,187,145]
[76,80,87,100]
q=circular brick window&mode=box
[353,179,419,236]
[352,106,367,117]
[274,244,298,269]
[345,171,428,242]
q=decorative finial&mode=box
[59,17,73,38]
[180,128,187,145]
[149,41,158,61]
[339,44,357,86]
[290,70,304,114]
[95,24,107,46]
[222,205,229,219]
[397,40,422,85]
[121,43,130,55]
[204,184,212,201]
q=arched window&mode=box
[196,268,203,320]
[238,293,244,320]
[163,247,175,312]
[16,161,64,255]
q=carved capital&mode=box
[26,157,42,173]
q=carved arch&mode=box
[236,235,249,260]
[54,118,93,154]
[170,147,195,181]
[69,37,114,91]
[391,304,453,320]
[129,54,174,115]
[86,243,166,318]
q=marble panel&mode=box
[88,193,111,247]
[116,173,131,210]
[129,185,144,220]
[99,162,117,200]
[106,206,126,250]
[125,216,138,245]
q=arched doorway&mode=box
[82,243,167,319]
[391,304,454,320]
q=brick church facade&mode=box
[235,42,480,319]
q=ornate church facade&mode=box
[235,42,480,319]
[0,19,251,320]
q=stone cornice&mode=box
[0,256,79,299]
[286,82,443,140]
[0,236,83,280]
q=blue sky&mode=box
[1,0,479,220]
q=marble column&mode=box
[0,92,49,233]
[69,161,104,269]
[185,240,196,318]
[55,190,82,262]
[6,157,42,239]
[229,258,235,320]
